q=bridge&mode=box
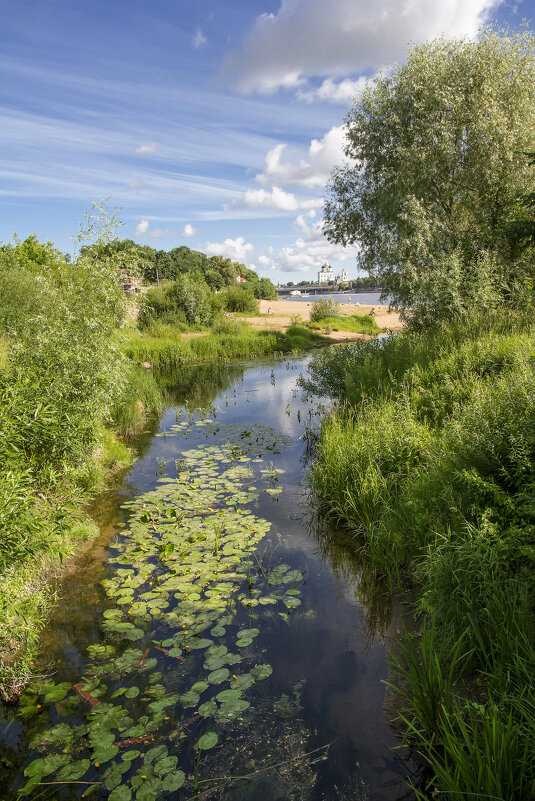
[276,284,381,296]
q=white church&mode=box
[317,263,349,285]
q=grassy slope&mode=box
[307,315,535,800]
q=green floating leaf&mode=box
[109,786,132,801]
[162,771,185,791]
[207,668,229,684]
[191,680,209,693]
[57,759,91,781]
[44,682,72,703]
[25,753,69,778]
[187,638,212,650]
[198,700,218,717]
[17,777,40,796]
[92,745,119,764]
[197,731,218,751]
[125,686,140,699]
[216,689,241,703]
[179,690,200,708]
[251,664,273,681]
[135,776,163,801]
[154,756,178,776]
[218,699,250,718]
[210,625,226,637]
[144,745,168,764]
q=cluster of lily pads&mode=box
[16,419,305,801]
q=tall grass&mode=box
[308,314,380,335]
[306,314,535,797]
[120,324,326,368]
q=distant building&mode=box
[317,263,334,284]
[340,268,349,283]
[236,275,246,283]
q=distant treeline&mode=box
[94,240,277,299]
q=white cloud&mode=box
[202,215,358,275]
[204,236,256,262]
[297,76,372,104]
[182,223,196,237]
[224,0,502,94]
[192,28,207,49]
[240,186,323,212]
[135,141,158,155]
[255,126,348,189]
[257,212,359,273]
[135,219,173,239]
[135,219,149,236]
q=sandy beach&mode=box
[238,299,404,337]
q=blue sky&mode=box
[1,0,532,283]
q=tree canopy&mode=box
[324,28,535,325]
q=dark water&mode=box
[1,354,415,801]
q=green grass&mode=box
[306,314,535,798]
[308,314,380,335]
[119,323,327,369]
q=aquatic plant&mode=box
[15,417,307,800]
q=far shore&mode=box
[235,299,405,340]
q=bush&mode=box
[221,285,259,314]
[309,298,342,323]
[138,276,221,330]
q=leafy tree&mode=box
[221,285,259,314]
[324,29,535,326]
[138,275,218,329]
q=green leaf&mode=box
[216,689,241,703]
[57,759,91,781]
[109,786,132,801]
[198,700,218,717]
[162,771,185,791]
[197,731,218,750]
[154,756,178,776]
[92,745,119,764]
[207,668,229,684]
[125,686,140,699]
[43,682,72,703]
[251,664,273,681]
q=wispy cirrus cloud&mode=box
[136,141,158,155]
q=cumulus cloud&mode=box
[297,76,372,104]
[224,0,501,94]
[204,236,256,262]
[135,219,149,236]
[255,126,348,189]
[136,141,158,155]
[182,223,196,237]
[192,28,207,49]
[239,186,323,211]
[135,219,173,239]
[258,216,359,273]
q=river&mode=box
[1,354,415,801]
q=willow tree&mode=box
[324,29,535,325]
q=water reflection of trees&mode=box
[155,363,246,408]
[311,513,393,642]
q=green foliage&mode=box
[309,298,342,323]
[325,29,535,325]
[138,275,220,330]
[307,317,535,796]
[221,285,259,314]
[308,314,379,335]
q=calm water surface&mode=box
[1,354,415,801]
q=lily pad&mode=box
[197,731,218,750]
